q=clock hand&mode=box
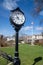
[17,17,19,20]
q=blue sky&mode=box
[0,0,43,36]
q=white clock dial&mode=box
[11,11,25,25]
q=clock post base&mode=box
[13,57,20,65]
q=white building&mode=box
[7,36,15,41]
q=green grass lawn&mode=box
[0,44,43,65]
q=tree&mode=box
[32,0,43,16]
[0,35,7,47]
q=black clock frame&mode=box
[10,7,25,31]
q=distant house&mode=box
[6,36,15,46]
[19,34,43,45]
[7,36,15,41]
[26,34,43,45]
[7,40,15,46]
[34,34,43,45]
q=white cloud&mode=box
[3,0,20,10]
[31,22,34,25]
[21,26,33,31]
[36,27,43,30]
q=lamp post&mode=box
[10,7,25,65]
[31,22,34,45]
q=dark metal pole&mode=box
[15,31,19,57]
[13,31,20,65]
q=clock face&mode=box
[10,11,25,25]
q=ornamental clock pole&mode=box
[10,7,25,65]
